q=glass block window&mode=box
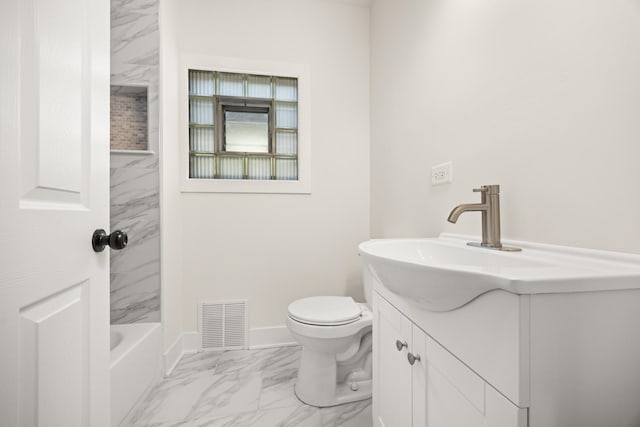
[188,70,298,181]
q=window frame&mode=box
[179,54,311,194]
[216,96,274,155]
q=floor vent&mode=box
[198,300,248,351]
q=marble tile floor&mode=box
[127,346,372,427]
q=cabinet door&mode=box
[374,294,413,427]
[424,363,485,427]
[411,327,427,427]
[423,327,486,427]
[485,385,528,427]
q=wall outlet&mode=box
[431,161,453,185]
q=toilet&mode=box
[286,280,373,407]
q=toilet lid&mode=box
[288,296,362,326]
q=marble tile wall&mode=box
[110,0,161,324]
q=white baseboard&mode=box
[163,332,199,376]
[163,335,184,376]
[249,325,297,349]
[164,326,296,374]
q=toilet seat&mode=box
[288,296,362,326]
[286,303,372,340]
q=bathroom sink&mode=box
[359,234,640,311]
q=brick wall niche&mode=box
[110,85,149,151]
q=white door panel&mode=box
[20,0,90,206]
[19,283,89,427]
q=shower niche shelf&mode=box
[110,85,150,152]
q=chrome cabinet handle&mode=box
[407,352,421,365]
[395,340,407,351]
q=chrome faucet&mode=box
[447,185,521,252]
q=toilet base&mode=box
[294,345,372,407]
[295,379,372,408]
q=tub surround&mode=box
[110,269,160,324]
[110,0,161,324]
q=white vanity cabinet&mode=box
[363,235,640,426]
[374,292,527,427]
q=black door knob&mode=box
[92,229,128,252]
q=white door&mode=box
[0,0,111,425]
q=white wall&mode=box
[164,0,370,332]
[371,0,640,253]
[159,0,183,351]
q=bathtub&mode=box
[110,323,162,427]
